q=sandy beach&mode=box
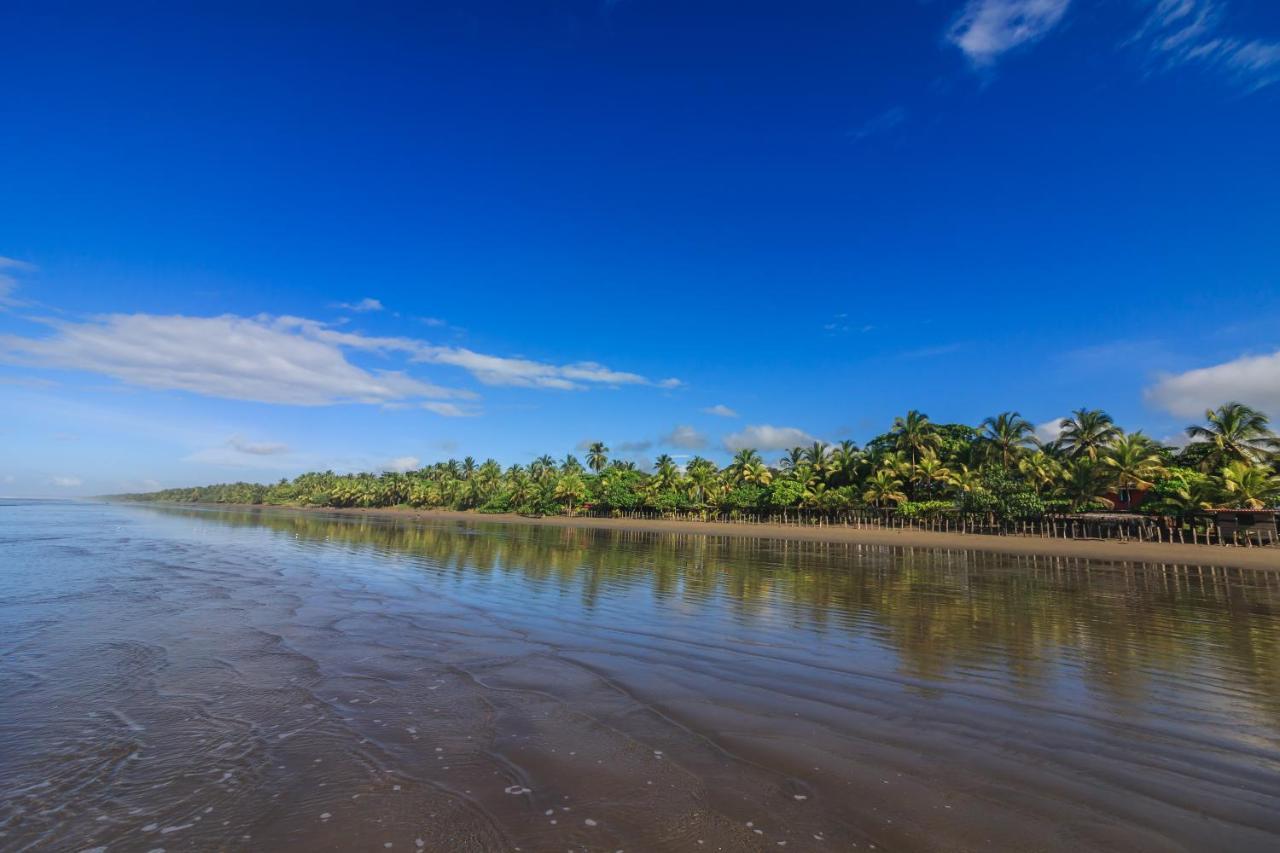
[167,503,1280,572]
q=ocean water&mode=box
[2,500,1279,851]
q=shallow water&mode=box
[2,502,1279,852]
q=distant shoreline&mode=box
[121,501,1280,572]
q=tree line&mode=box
[113,402,1280,521]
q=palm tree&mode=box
[912,450,952,498]
[1186,402,1278,470]
[1018,450,1062,495]
[1219,461,1280,509]
[650,454,679,490]
[779,447,806,472]
[830,440,862,486]
[863,467,907,507]
[554,471,587,515]
[1058,459,1113,511]
[1103,432,1166,491]
[889,410,938,482]
[684,457,721,508]
[586,441,609,474]
[1057,408,1120,460]
[803,441,831,478]
[980,411,1035,469]
[727,448,762,483]
[561,454,584,474]
[947,463,984,495]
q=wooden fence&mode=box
[577,507,1280,548]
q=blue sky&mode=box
[2,0,1278,496]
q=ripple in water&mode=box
[1,501,1279,851]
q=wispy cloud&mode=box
[947,0,1072,66]
[900,342,967,359]
[0,256,36,307]
[228,434,290,456]
[701,404,739,418]
[1131,0,1280,91]
[849,107,907,142]
[1145,349,1280,417]
[723,424,816,452]
[0,312,678,406]
[51,476,82,488]
[0,314,468,406]
[421,401,475,417]
[335,297,384,313]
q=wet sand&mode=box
[5,501,1280,852]
[195,503,1280,571]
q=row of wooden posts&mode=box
[579,508,1279,548]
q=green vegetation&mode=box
[112,402,1280,519]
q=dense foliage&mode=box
[113,403,1280,519]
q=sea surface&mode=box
[2,500,1279,852]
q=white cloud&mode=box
[382,456,420,473]
[723,424,817,452]
[0,314,468,406]
[702,404,739,418]
[421,401,474,417]
[51,476,82,488]
[336,297,384,312]
[412,347,677,391]
[1035,417,1067,445]
[2,475,15,484]
[947,0,1071,66]
[0,256,36,307]
[1132,0,1280,90]
[1145,350,1280,417]
[661,425,708,450]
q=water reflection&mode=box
[164,506,1280,725]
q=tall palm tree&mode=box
[651,454,679,490]
[779,447,806,472]
[1056,408,1120,460]
[980,411,1035,469]
[1219,461,1280,509]
[561,453,584,474]
[1186,402,1278,470]
[803,441,831,480]
[1103,432,1166,491]
[830,440,863,486]
[889,410,939,480]
[727,448,762,483]
[586,441,609,474]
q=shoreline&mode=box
[133,502,1280,572]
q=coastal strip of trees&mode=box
[112,403,1280,545]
